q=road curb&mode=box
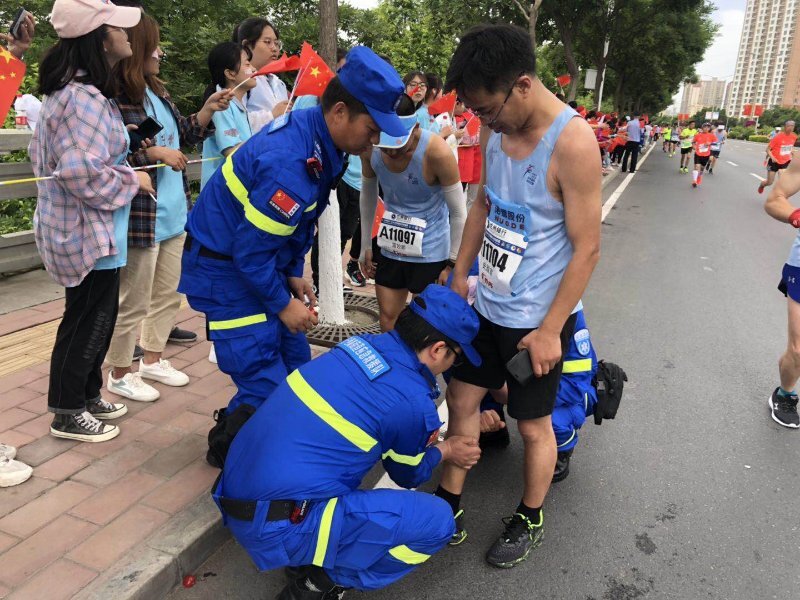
[72,495,229,600]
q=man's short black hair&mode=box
[321,77,369,117]
[394,297,459,355]
[445,23,536,96]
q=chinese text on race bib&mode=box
[377,211,426,257]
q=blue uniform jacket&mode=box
[222,330,445,501]
[182,106,344,315]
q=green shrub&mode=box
[0,198,36,234]
[748,135,769,143]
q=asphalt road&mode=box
[168,139,800,600]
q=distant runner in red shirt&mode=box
[691,122,716,188]
[759,120,797,194]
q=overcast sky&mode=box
[344,0,747,108]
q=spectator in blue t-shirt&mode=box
[621,112,642,173]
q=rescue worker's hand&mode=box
[360,249,377,279]
[272,101,290,119]
[278,298,318,334]
[287,276,317,306]
[136,171,155,195]
[479,409,506,433]
[449,274,469,300]
[436,265,452,286]
[440,435,481,469]
[517,327,561,378]
[147,147,188,172]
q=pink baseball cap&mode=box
[51,0,142,39]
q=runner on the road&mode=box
[707,123,726,174]
[763,158,800,428]
[679,120,697,173]
[758,120,797,194]
[669,123,681,157]
[691,122,715,188]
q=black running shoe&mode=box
[168,326,197,343]
[277,576,346,600]
[769,388,800,428]
[552,450,572,483]
[346,260,367,287]
[485,512,543,568]
[449,509,467,546]
[87,396,127,420]
[50,412,119,442]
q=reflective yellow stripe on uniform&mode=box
[304,202,317,213]
[562,358,592,374]
[556,428,576,449]
[221,151,297,237]
[381,449,426,466]
[287,370,378,452]
[388,545,431,565]
[312,498,338,566]
[208,313,267,331]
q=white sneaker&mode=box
[107,371,160,402]
[138,359,190,387]
[0,442,16,461]
[0,456,33,487]
[208,343,217,364]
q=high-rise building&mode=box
[726,0,800,116]
[680,78,727,116]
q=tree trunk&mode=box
[614,74,625,114]
[317,0,346,325]
[319,0,338,68]
[560,28,580,101]
[530,0,543,48]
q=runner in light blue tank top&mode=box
[370,129,450,263]
[476,106,583,329]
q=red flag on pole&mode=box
[742,104,753,116]
[465,115,480,137]
[428,91,457,116]
[754,104,764,117]
[253,53,301,77]
[0,48,26,125]
[556,74,571,88]
[293,51,335,97]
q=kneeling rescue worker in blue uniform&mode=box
[178,47,409,467]
[214,285,483,599]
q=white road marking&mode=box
[750,173,763,181]
[601,144,655,222]
[726,161,738,166]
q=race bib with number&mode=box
[377,211,426,257]
[710,142,720,151]
[698,144,709,153]
[479,187,531,296]
[781,144,793,157]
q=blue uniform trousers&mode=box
[179,244,310,411]
[215,486,454,591]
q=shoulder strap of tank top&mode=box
[539,106,580,155]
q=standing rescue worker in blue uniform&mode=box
[214,285,483,600]
[178,47,408,467]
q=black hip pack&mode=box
[593,360,628,425]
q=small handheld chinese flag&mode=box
[556,74,571,88]
[253,53,301,77]
[0,48,26,125]
[294,50,335,97]
[427,91,457,116]
[465,115,480,137]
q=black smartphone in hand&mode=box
[9,8,26,40]
[136,116,163,141]
[506,348,534,386]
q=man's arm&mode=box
[765,158,800,223]
[427,136,465,266]
[451,125,491,298]
[519,119,601,377]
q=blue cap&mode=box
[338,46,406,137]
[374,114,418,149]
[409,284,482,366]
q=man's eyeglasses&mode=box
[445,342,463,367]
[470,71,523,127]
[263,38,283,51]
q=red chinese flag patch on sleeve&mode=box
[269,189,300,219]
[427,428,441,447]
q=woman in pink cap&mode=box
[31,0,152,443]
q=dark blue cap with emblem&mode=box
[410,284,482,366]
[337,46,406,137]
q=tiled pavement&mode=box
[0,295,333,599]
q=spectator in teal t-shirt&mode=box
[201,42,256,189]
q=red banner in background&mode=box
[742,104,753,116]
[754,104,764,117]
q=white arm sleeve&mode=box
[359,175,379,261]
[442,182,466,261]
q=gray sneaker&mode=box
[87,396,128,420]
[485,512,543,568]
